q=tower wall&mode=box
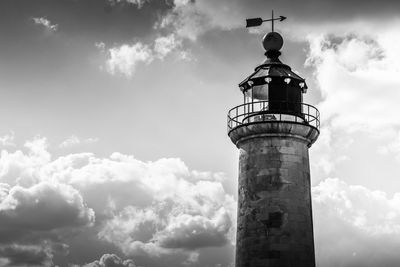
[231,124,317,267]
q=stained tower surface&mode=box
[227,20,320,267]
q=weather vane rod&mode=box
[246,10,287,31]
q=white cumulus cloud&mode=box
[1,134,400,266]
[156,0,244,41]
[313,178,400,267]
[0,133,15,147]
[32,17,58,32]
[106,43,154,77]
[306,30,400,133]
[59,135,99,148]
[103,34,185,77]
[0,136,235,266]
[154,34,182,59]
[82,253,138,267]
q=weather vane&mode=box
[246,10,286,32]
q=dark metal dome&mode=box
[239,50,308,93]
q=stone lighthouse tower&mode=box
[227,21,320,267]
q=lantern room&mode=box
[239,32,307,116]
[227,30,320,135]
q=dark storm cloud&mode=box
[153,0,400,45]
[0,182,94,232]
[240,0,400,22]
[0,245,53,267]
[1,0,397,42]
[0,0,169,42]
[208,0,400,25]
[0,181,94,266]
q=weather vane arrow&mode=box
[246,10,286,32]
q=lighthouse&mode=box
[227,17,320,267]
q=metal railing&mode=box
[227,100,320,133]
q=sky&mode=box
[0,0,400,266]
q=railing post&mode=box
[236,107,238,128]
[251,89,254,113]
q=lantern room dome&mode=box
[239,31,307,96]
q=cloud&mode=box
[313,178,400,267]
[95,42,106,51]
[61,154,236,258]
[0,137,95,264]
[0,181,93,265]
[32,17,58,32]
[24,136,50,162]
[156,0,255,41]
[157,0,211,41]
[310,127,351,182]
[0,182,94,232]
[106,43,154,77]
[0,244,53,267]
[99,198,233,257]
[305,30,400,133]
[0,136,50,187]
[0,136,235,266]
[108,0,148,9]
[2,134,400,266]
[378,130,400,161]
[82,253,137,267]
[157,0,400,41]
[59,135,99,148]
[303,24,400,267]
[0,133,15,147]
[59,136,80,148]
[103,34,185,77]
[154,34,181,59]
[155,207,231,249]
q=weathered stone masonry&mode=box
[229,122,319,267]
[237,136,314,267]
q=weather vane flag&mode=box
[246,10,287,32]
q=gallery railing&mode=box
[227,100,320,134]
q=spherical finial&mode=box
[262,32,283,51]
